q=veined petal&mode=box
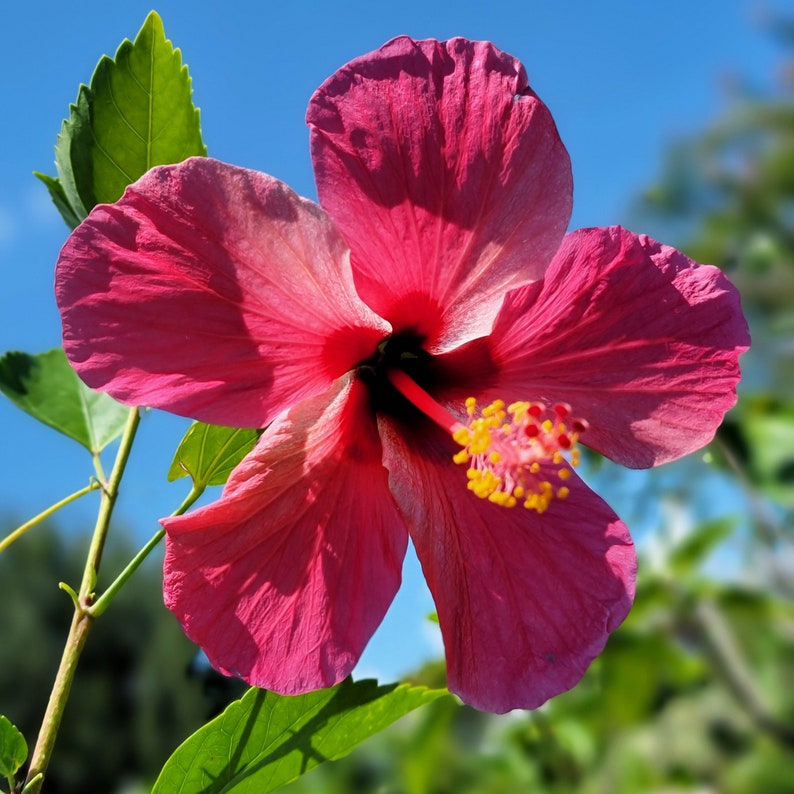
[163,374,408,693]
[481,226,750,467]
[56,157,390,428]
[379,416,635,713]
[308,36,572,351]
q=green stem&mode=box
[78,408,141,601]
[22,407,140,794]
[90,482,205,618]
[19,611,91,794]
[0,482,101,554]
[91,451,107,487]
[695,598,794,749]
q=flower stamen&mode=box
[452,399,587,512]
[385,369,587,513]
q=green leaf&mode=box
[168,423,261,487]
[668,518,736,576]
[0,714,27,779]
[33,172,83,230]
[743,410,794,507]
[45,10,206,223]
[53,85,92,224]
[152,679,449,794]
[0,349,129,454]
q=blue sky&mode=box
[0,0,784,679]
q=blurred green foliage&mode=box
[636,28,794,511]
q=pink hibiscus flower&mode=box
[55,36,749,713]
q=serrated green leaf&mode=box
[0,714,28,778]
[53,85,92,224]
[153,679,448,794]
[33,172,83,230]
[168,423,261,487]
[0,349,129,454]
[45,10,206,223]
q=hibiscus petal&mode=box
[163,374,408,693]
[56,157,390,427]
[479,226,750,467]
[379,416,635,713]
[308,36,572,351]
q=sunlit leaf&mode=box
[42,10,206,225]
[0,349,129,454]
[168,423,261,487]
[0,714,27,779]
[33,171,83,230]
[52,85,92,225]
[152,679,448,793]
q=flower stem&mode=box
[0,482,101,554]
[22,407,140,794]
[19,610,91,794]
[78,408,141,599]
[89,482,205,618]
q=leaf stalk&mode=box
[0,482,100,554]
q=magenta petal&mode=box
[485,226,750,467]
[308,36,572,350]
[162,375,408,693]
[56,157,390,427]
[379,419,635,713]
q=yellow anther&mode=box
[453,449,469,465]
[508,401,529,419]
[452,396,588,513]
[489,491,517,507]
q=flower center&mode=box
[387,370,587,513]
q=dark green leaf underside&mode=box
[0,349,129,453]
